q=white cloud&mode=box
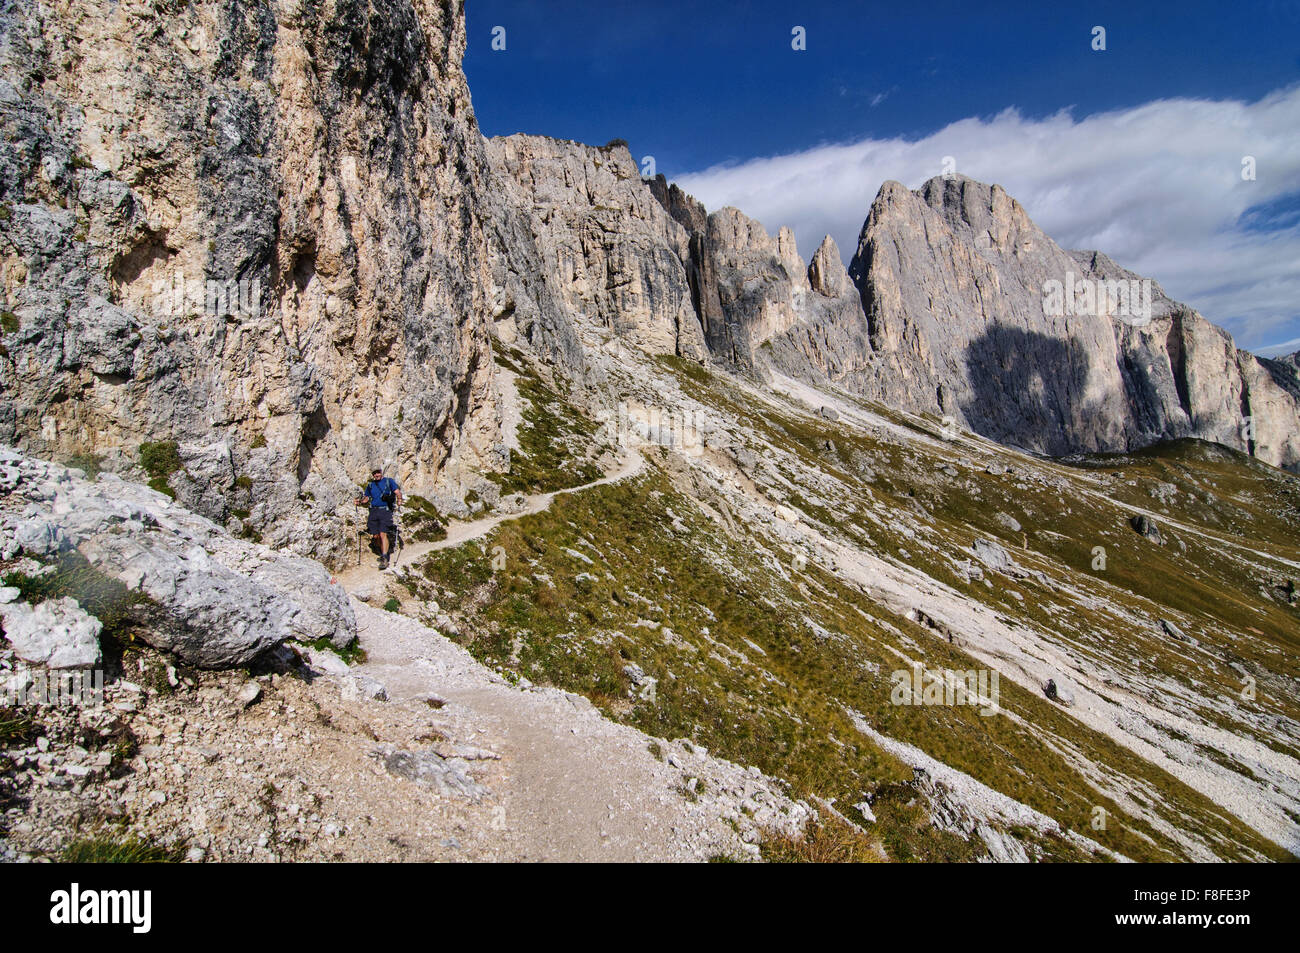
[675,86,1300,354]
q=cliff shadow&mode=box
[958,325,1098,457]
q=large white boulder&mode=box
[0,596,102,669]
[0,448,356,668]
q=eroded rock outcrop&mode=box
[0,0,583,563]
[767,235,873,385]
[489,135,706,362]
[0,446,355,667]
[648,175,807,368]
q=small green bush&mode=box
[139,440,182,498]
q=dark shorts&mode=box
[367,507,395,536]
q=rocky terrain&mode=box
[1,448,811,862]
[1,0,1297,863]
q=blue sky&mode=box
[465,1,1300,355]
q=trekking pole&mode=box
[354,500,364,567]
[392,503,403,567]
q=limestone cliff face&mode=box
[845,175,1300,468]
[0,0,577,562]
[646,176,805,368]
[489,135,706,362]
[767,235,873,386]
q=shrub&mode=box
[139,440,182,498]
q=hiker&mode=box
[356,466,403,569]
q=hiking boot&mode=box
[378,555,389,570]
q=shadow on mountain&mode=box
[958,325,1096,457]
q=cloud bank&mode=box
[675,86,1300,356]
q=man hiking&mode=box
[356,466,403,569]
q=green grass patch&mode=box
[0,708,37,746]
[488,355,602,495]
[61,833,183,863]
[402,495,448,543]
[139,440,183,499]
[305,635,366,666]
[2,551,153,641]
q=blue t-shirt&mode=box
[364,477,399,509]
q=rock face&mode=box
[768,235,873,385]
[0,0,584,563]
[840,175,1300,469]
[489,135,706,361]
[647,173,1298,471]
[0,447,355,667]
[648,175,806,367]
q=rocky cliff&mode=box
[2,0,1296,582]
[647,174,1300,472]
[647,174,809,368]
[0,0,586,564]
[828,175,1300,469]
[489,135,705,362]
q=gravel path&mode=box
[349,601,809,861]
[325,448,812,860]
[338,450,644,592]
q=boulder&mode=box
[1129,514,1165,544]
[0,596,102,669]
[994,512,1022,533]
[342,674,388,702]
[1159,618,1196,644]
[971,538,1014,573]
[13,517,65,557]
[1,449,356,668]
[1043,678,1076,706]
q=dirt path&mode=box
[337,450,644,592]
[347,601,805,861]
[305,447,808,861]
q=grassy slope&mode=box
[410,355,1298,862]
